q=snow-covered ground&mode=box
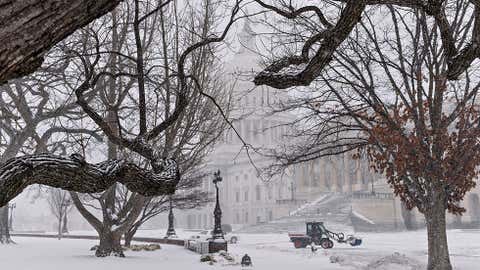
[1,229,479,270]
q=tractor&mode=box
[288,221,362,249]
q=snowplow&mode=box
[288,221,362,249]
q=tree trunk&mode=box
[124,226,138,248]
[62,213,69,234]
[0,206,13,244]
[425,202,452,270]
[96,230,124,257]
[57,214,63,240]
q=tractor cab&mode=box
[306,221,327,239]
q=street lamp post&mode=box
[8,203,15,231]
[208,170,227,253]
[212,170,224,240]
[165,196,177,238]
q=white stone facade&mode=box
[174,22,298,229]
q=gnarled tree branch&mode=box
[253,1,366,89]
[0,154,180,207]
[0,0,123,84]
[447,4,480,79]
[254,1,480,88]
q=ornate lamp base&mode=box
[165,229,177,239]
[208,239,227,253]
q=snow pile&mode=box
[329,255,346,264]
[200,251,239,266]
[365,252,424,270]
[126,244,161,251]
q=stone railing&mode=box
[350,192,393,200]
[276,198,307,205]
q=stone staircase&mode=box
[238,193,354,234]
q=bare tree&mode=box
[123,173,213,246]
[0,0,242,211]
[46,188,72,239]
[57,0,236,257]
[0,52,104,243]
[121,0,231,246]
[249,1,480,270]
[0,39,178,210]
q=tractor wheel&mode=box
[293,239,305,249]
[320,239,334,249]
[328,240,334,248]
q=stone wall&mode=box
[351,194,404,232]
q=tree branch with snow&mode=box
[0,154,180,207]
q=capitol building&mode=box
[175,21,298,229]
[173,22,480,232]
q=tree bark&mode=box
[0,0,122,84]
[0,206,12,244]
[62,213,68,234]
[96,229,124,257]
[425,198,452,270]
[124,226,137,247]
[57,213,63,240]
[0,154,179,207]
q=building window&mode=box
[362,163,369,184]
[313,177,319,187]
[256,185,261,201]
[302,165,309,187]
[470,194,480,222]
[349,159,357,185]
[187,214,194,229]
[244,189,249,202]
[325,165,332,190]
[268,210,273,221]
[261,88,265,105]
[245,211,249,223]
[236,190,240,203]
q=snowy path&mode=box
[0,230,479,270]
[0,237,343,270]
[231,230,480,270]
